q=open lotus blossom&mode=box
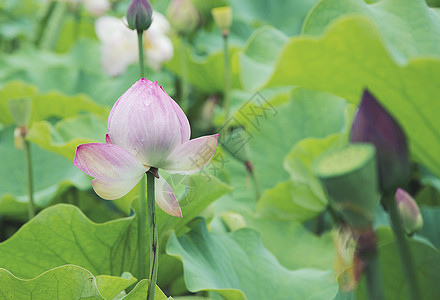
[95,12,173,76]
[74,79,218,217]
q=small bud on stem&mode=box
[126,0,153,31]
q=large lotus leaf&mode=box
[166,220,338,300]
[26,114,107,161]
[239,27,289,92]
[303,0,440,61]
[165,38,242,93]
[156,175,232,241]
[416,206,440,250]
[256,134,348,221]
[0,204,137,278]
[356,227,440,299]
[0,174,231,280]
[0,265,168,300]
[0,80,109,126]
[257,17,440,178]
[230,0,319,36]
[0,265,104,299]
[243,88,347,199]
[245,216,336,270]
[122,279,168,300]
[96,272,137,300]
[156,174,232,287]
[0,126,89,217]
[209,88,348,226]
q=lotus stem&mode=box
[384,194,420,300]
[147,170,158,300]
[355,228,385,300]
[24,140,35,219]
[180,36,189,111]
[245,160,260,201]
[137,30,145,78]
[364,250,385,300]
[222,33,231,121]
[138,174,148,280]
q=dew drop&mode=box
[143,99,151,107]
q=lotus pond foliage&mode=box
[1,0,440,299]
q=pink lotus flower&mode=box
[74,79,218,217]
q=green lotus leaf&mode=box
[0,174,231,282]
[303,0,440,61]
[0,265,104,299]
[26,114,107,161]
[0,80,108,126]
[0,126,89,218]
[257,17,440,177]
[167,219,338,300]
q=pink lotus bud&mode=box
[395,188,423,234]
[350,89,410,193]
[126,0,153,31]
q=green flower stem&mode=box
[137,30,145,78]
[384,194,420,300]
[356,229,385,300]
[244,161,260,201]
[222,33,231,121]
[24,140,35,219]
[180,37,189,111]
[364,250,385,300]
[138,174,148,280]
[147,171,158,300]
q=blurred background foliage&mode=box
[1,0,440,299]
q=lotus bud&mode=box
[167,0,199,35]
[350,89,410,194]
[211,6,232,36]
[126,0,153,31]
[395,188,423,234]
[315,144,380,229]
